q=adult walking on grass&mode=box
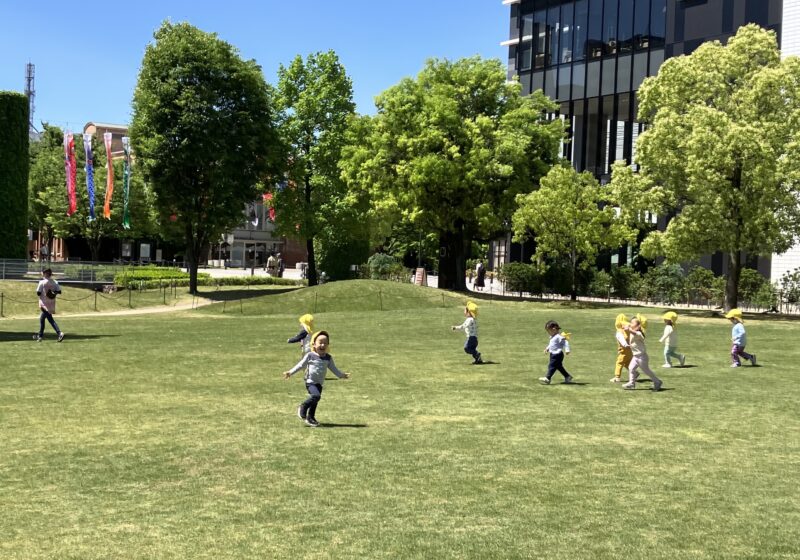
[34,268,64,342]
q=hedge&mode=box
[0,92,30,259]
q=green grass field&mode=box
[1,281,798,559]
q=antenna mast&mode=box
[24,62,37,134]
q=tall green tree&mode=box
[608,25,800,310]
[29,124,158,262]
[270,51,357,285]
[130,22,282,293]
[340,56,563,290]
[0,91,30,259]
[512,165,634,300]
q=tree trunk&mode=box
[437,223,468,291]
[186,242,199,295]
[306,237,317,286]
[570,249,578,301]
[725,250,741,311]
[88,238,101,263]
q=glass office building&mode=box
[498,0,784,273]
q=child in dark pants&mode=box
[451,301,483,364]
[283,330,350,427]
[539,321,573,385]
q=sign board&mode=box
[414,267,427,286]
[140,243,151,260]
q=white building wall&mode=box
[772,0,800,282]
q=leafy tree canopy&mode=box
[608,25,800,309]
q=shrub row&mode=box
[121,275,303,290]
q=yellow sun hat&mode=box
[635,313,648,333]
[310,330,330,351]
[466,301,478,318]
[299,314,314,333]
[662,311,678,324]
[725,308,743,321]
[615,313,629,330]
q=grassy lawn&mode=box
[1,281,798,559]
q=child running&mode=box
[659,311,686,368]
[287,313,315,355]
[539,321,573,385]
[622,315,663,391]
[34,268,65,342]
[726,309,756,368]
[611,313,632,383]
[283,330,350,427]
[451,301,483,364]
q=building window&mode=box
[619,0,634,53]
[588,0,604,59]
[603,0,619,56]
[651,0,666,48]
[573,0,589,61]
[634,0,650,50]
[547,1,561,66]
[560,1,574,63]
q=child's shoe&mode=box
[57,332,65,342]
[538,377,551,385]
[297,405,306,420]
[679,354,686,367]
[305,417,320,427]
[730,363,741,368]
[473,353,483,364]
[610,377,621,383]
[33,334,42,342]
[563,375,574,384]
[662,363,672,368]
[653,380,663,392]
[750,354,757,366]
[622,382,635,390]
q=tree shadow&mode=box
[0,332,120,343]
[199,287,299,302]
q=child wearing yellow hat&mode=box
[659,311,686,368]
[622,315,663,391]
[611,313,632,383]
[451,301,483,364]
[726,309,756,367]
[287,314,315,355]
[283,330,350,427]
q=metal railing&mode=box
[0,259,184,283]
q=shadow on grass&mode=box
[198,287,299,302]
[0,332,119,342]
[475,360,500,366]
[317,423,368,429]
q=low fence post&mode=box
[442,293,445,308]
[94,291,98,312]
[128,289,132,308]
[379,289,383,311]
[1,292,4,317]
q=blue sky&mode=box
[1,0,509,131]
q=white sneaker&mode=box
[610,377,621,383]
[538,377,551,385]
[730,364,740,368]
[679,355,686,367]
[662,363,672,368]
[622,382,635,390]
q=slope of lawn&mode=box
[1,280,798,559]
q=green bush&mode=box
[498,262,543,295]
[685,266,716,304]
[779,268,800,304]
[0,92,30,259]
[588,270,613,299]
[610,266,638,299]
[123,275,303,290]
[738,268,766,304]
[367,253,406,280]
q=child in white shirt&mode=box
[659,311,686,368]
[452,301,482,364]
[539,321,574,385]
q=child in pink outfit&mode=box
[622,316,663,392]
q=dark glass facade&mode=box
[507,0,781,180]
[498,0,781,273]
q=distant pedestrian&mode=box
[276,253,285,278]
[283,330,350,427]
[539,320,573,384]
[474,261,485,291]
[266,253,277,276]
[34,268,65,342]
[726,308,756,368]
[451,301,483,364]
